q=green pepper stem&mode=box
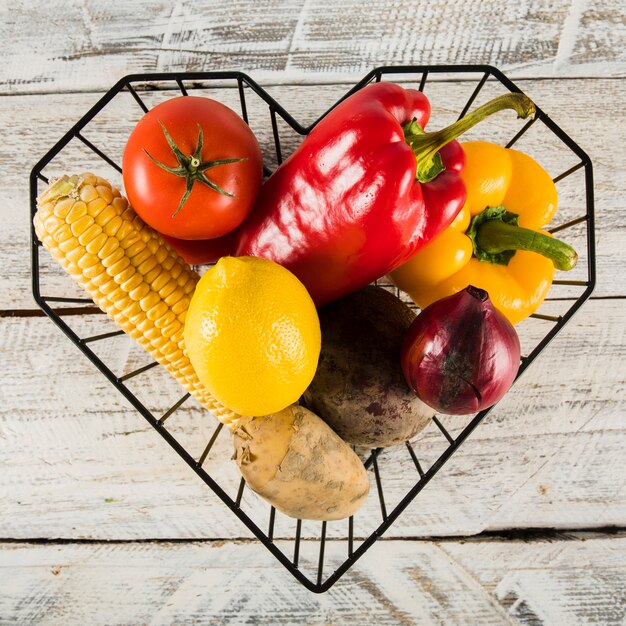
[146,121,246,217]
[476,218,578,271]
[405,93,535,182]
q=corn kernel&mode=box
[80,184,98,203]
[98,278,118,295]
[133,254,157,282]
[129,282,150,302]
[116,222,136,244]
[154,309,176,329]
[78,223,102,247]
[86,232,108,255]
[53,197,76,219]
[101,246,125,268]
[158,279,178,300]
[112,197,128,212]
[144,265,162,286]
[149,271,170,293]
[78,252,100,269]
[66,201,88,224]
[87,196,108,217]
[96,185,113,205]
[169,328,184,345]
[98,237,120,260]
[70,214,94,237]
[97,205,118,227]
[103,216,123,237]
[91,271,112,288]
[43,214,63,234]
[159,255,175,270]
[130,246,151,267]
[83,263,106,280]
[140,290,161,312]
[163,288,183,307]
[65,246,84,266]
[161,321,179,339]
[108,255,131,277]
[121,272,143,293]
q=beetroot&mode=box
[303,286,432,446]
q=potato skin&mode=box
[303,286,432,446]
[233,405,369,521]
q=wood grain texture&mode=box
[4,78,624,311]
[2,298,623,540]
[2,0,624,617]
[0,535,623,625]
[1,0,625,95]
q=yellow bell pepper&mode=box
[389,141,577,324]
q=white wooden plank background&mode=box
[0,534,624,625]
[1,0,625,95]
[1,0,625,621]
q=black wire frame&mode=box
[30,65,595,593]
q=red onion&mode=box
[401,285,521,415]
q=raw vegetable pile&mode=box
[34,81,578,522]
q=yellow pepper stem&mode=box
[404,93,536,183]
[471,206,578,271]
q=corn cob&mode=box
[34,172,242,427]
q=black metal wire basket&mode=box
[30,65,595,592]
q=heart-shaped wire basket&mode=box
[30,65,595,592]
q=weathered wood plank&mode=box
[0,535,623,625]
[2,0,625,96]
[443,534,626,626]
[2,3,623,619]
[3,78,623,311]
[1,298,623,540]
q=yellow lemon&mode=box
[184,256,321,416]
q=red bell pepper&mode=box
[235,82,534,306]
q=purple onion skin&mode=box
[401,286,521,415]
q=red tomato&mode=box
[161,230,236,266]
[122,95,263,240]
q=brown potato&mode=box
[232,404,369,521]
[303,286,432,446]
